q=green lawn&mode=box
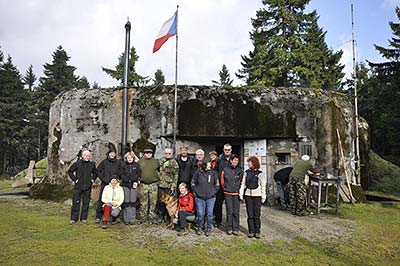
[0,199,399,266]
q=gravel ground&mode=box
[115,203,356,247]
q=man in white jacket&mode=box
[101,178,124,229]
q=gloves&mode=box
[239,195,244,201]
[261,197,266,204]
[132,182,138,189]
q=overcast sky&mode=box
[0,0,399,88]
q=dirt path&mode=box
[119,204,356,247]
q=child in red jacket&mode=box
[176,182,195,236]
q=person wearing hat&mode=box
[288,154,315,216]
[95,143,124,223]
[101,177,124,229]
[138,148,160,224]
[191,158,219,237]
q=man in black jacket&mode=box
[95,144,124,223]
[176,145,195,189]
[68,150,97,224]
[214,143,233,227]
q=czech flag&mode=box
[153,12,177,53]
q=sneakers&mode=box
[95,218,101,224]
[227,230,233,235]
[254,233,261,239]
[232,231,239,236]
[81,220,87,224]
[205,229,211,237]
[247,232,255,238]
[196,228,203,235]
[69,220,76,225]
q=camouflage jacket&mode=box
[158,157,179,189]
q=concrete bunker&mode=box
[38,86,357,202]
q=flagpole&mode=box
[173,5,179,155]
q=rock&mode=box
[63,199,72,206]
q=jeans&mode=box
[195,197,216,230]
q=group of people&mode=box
[67,143,267,238]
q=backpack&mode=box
[246,169,261,190]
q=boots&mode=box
[178,226,190,236]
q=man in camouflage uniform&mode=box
[157,147,179,222]
[288,155,314,216]
[138,148,159,224]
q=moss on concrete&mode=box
[178,94,296,138]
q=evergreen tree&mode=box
[38,45,78,102]
[301,13,344,90]
[92,81,101,89]
[76,75,90,89]
[23,65,36,90]
[212,64,234,86]
[366,7,400,160]
[34,45,78,158]
[237,0,343,89]
[153,69,165,86]
[0,54,30,174]
[102,47,149,87]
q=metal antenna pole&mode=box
[351,4,361,184]
[122,18,131,157]
[173,5,179,156]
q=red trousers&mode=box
[102,205,119,222]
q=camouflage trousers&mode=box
[138,182,158,222]
[288,176,308,215]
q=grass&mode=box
[0,158,47,193]
[0,199,399,266]
[0,180,28,193]
[369,151,400,197]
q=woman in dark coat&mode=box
[121,151,141,225]
[191,159,219,237]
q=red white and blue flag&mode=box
[153,12,177,53]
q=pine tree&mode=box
[0,55,30,174]
[33,45,78,158]
[237,0,343,89]
[301,13,344,90]
[212,64,234,86]
[76,75,90,89]
[38,45,78,101]
[237,0,313,87]
[92,81,101,89]
[366,7,400,159]
[153,69,165,86]
[102,47,149,87]
[23,65,36,90]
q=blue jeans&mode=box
[195,197,216,230]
